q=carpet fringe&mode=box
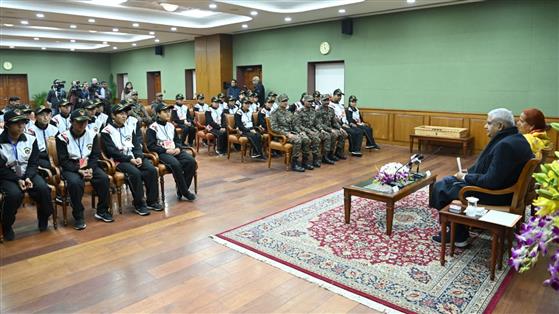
[210,235,404,314]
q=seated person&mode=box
[101,103,163,216]
[517,108,552,159]
[235,99,266,160]
[346,95,380,150]
[146,103,196,201]
[430,108,533,247]
[205,97,228,155]
[316,94,347,161]
[295,95,324,169]
[329,89,362,157]
[127,91,152,127]
[248,92,260,112]
[94,100,109,131]
[28,106,59,170]
[51,99,72,133]
[0,110,54,240]
[83,101,102,133]
[258,97,274,132]
[56,109,113,230]
[223,96,239,115]
[171,93,196,147]
[193,94,209,112]
[289,92,306,113]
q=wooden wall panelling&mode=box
[194,37,209,96]
[361,111,390,141]
[429,116,465,128]
[392,113,426,143]
[468,118,488,151]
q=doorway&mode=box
[185,69,195,99]
[236,65,262,91]
[0,74,29,107]
[116,73,128,100]
[146,71,161,102]
[308,61,345,103]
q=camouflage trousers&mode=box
[287,133,310,159]
[301,131,322,156]
[318,130,335,153]
[332,129,347,152]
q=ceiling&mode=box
[0,0,481,53]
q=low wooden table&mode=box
[409,134,474,156]
[344,174,437,236]
[439,206,521,281]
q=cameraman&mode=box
[68,80,85,108]
[46,79,66,116]
[90,78,101,99]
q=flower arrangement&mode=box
[509,122,559,291]
[374,162,410,185]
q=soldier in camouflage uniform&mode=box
[316,94,347,162]
[270,94,307,172]
[127,91,152,127]
[294,95,325,169]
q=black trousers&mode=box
[241,130,264,156]
[62,167,110,220]
[177,123,196,146]
[38,156,52,170]
[210,129,228,153]
[0,175,53,230]
[358,124,377,146]
[116,159,159,208]
[343,126,364,153]
[159,151,196,197]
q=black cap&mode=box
[84,101,96,110]
[321,94,331,101]
[267,91,278,97]
[94,99,104,107]
[35,105,52,115]
[211,96,220,103]
[59,99,71,107]
[312,91,321,97]
[175,93,184,100]
[227,96,236,102]
[217,93,225,98]
[348,95,358,102]
[70,109,91,122]
[3,109,29,125]
[155,103,172,113]
[333,88,344,96]
[111,103,132,114]
[196,93,205,100]
[250,92,258,97]
[21,105,33,114]
[266,97,275,103]
[242,98,252,104]
[8,96,20,102]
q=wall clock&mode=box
[319,41,330,55]
[3,61,13,71]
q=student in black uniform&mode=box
[205,96,228,155]
[0,110,54,240]
[146,103,196,201]
[223,96,239,115]
[171,93,196,147]
[258,97,274,132]
[56,109,112,230]
[101,103,163,216]
[28,105,59,170]
[236,99,266,160]
[346,95,380,150]
[52,99,72,133]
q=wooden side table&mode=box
[438,206,521,280]
[409,134,474,157]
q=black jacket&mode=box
[235,110,256,133]
[346,106,363,125]
[101,121,144,162]
[56,130,101,172]
[205,110,226,130]
[0,132,40,182]
[171,104,194,126]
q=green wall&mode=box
[0,49,110,100]
[233,0,559,116]
[109,41,195,100]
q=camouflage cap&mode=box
[278,94,289,102]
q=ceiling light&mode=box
[113,46,118,50]
[132,23,139,27]
[70,39,76,43]
[250,10,258,16]
[21,20,29,25]
[132,43,137,46]
[241,24,248,29]
[103,41,108,44]
[284,17,292,22]
[179,9,216,18]
[33,37,40,40]
[90,0,128,6]
[89,30,97,33]
[154,39,160,43]
[36,13,44,18]
[88,18,95,23]
[4,23,14,27]
[113,28,119,32]
[170,27,177,31]
[70,48,75,51]
[9,46,15,49]
[149,31,155,35]
[41,47,46,50]
[407,0,416,3]
[209,3,217,9]
[70,24,77,29]
[160,3,179,12]
[338,9,346,13]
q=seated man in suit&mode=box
[430,108,533,247]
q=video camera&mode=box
[69,80,82,96]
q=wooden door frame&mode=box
[236,65,262,91]
[116,73,126,101]
[0,74,29,106]
[307,60,344,95]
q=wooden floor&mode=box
[1,144,557,313]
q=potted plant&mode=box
[31,91,48,108]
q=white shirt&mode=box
[28,121,59,152]
[52,113,71,133]
[57,128,96,160]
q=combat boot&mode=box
[291,158,306,172]
[322,153,336,164]
[335,148,347,160]
[302,155,314,170]
[328,151,339,162]
[312,154,321,168]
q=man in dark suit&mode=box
[430,108,533,247]
[251,76,265,106]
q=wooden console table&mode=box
[410,134,474,156]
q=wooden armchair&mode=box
[458,158,541,219]
[194,111,216,154]
[253,112,270,153]
[140,127,198,202]
[98,137,127,214]
[225,113,249,162]
[47,137,114,226]
[265,117,293,171]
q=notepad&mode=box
[478,210,522,228]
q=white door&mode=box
[315,62,344,103]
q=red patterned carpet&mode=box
[213,189,512,314]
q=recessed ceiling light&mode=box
[70,48,75,51]
[89,30,97,33]
[338,9,346,13]
[250,10,258,16]
[70,24,77,29]
[41,47,46,50]
[149,31,155,35]
[9,45,15,49]
[113,46,118,50]
[154,39,160,43]
[88,18,95,23]
[70,39,76,43]
[284,17,292,22]
[170,27,177,31]
[132,43,137,46]
[36,13,45,18]
[4,23,14,27]
[21,20,29,25]
[103,41,108,44]
[241,24,248,29]
[160,3,179,12]
[33,37,40,40]
[132,23,140,27]
[209,3,217,9]
[407,0,416,3]
[113,28,119,32]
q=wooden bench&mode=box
[409,134,474,156]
